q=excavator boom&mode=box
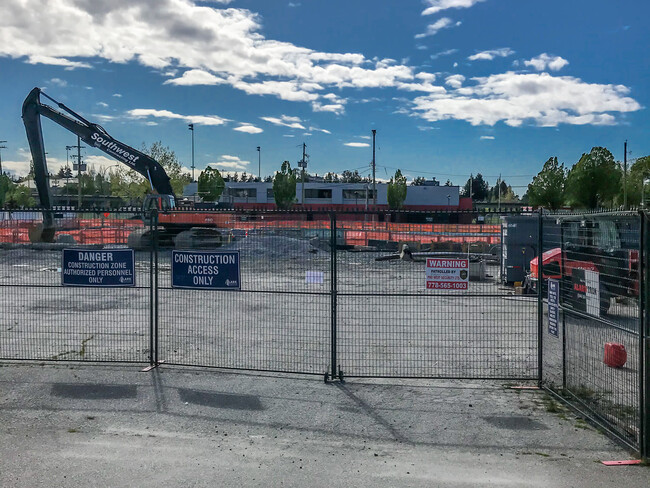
[22,87,175,241]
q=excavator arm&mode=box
[22,87,175,241]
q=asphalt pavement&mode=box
[0,362,647,487]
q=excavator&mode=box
[22,87,229,248]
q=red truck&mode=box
[528,217,639,316]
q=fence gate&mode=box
[541,211,646,455]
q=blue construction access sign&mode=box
[62,249,135,287]
[171,250,241,290]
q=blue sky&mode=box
[0,0,648,194]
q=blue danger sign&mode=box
[62,249,135,287]
[172,251,241,290]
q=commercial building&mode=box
[183,181,471,212]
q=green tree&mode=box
[324,172,339,183]
[462,173,489,201]
[5,185,35,208]
[0,174,14,206]
[144,141,192,196]
[527,157,566,210]
[197,166,225,202]
[340,170,363,183]
[109,168,149,205]
[387,169,407,209]
[566,147,621,208]
[272,161,297,209]
[625,155,650,206]
[411,176,426,186]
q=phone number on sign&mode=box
[427,282,468,290]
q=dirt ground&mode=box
[0,362,647,488]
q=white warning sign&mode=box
[425,258,469,290]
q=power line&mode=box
[377,164,535,179]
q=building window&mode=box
[266,188,274,200]
[304,189,332,199]
[343,189,376,200]
[230,188,257,198]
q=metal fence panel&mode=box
[335,212,539,379]
[541,211,642,452]
[0,209,151,363]
[156,210,331,375]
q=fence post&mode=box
[641,211,649,460]
[560,218,567,391]
[153,210,159,366]
[537,209,544,387]
[148,209,156,366]
[330,212,338,380]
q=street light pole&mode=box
[371,130,376,206]
[0,141,6,175]
[623,140,627,210]
[188,123,195,182]
[257,146,261,181]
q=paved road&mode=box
[0,363,647,487]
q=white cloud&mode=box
[468,48,515,61]
[128,109,229,126]
[49,78,67,87]
[260,115,305,130]
[234,124,263,134]
[28,55,91,69]
[344,142,370,148]
[311,102,345,114]
[112,93,122,98]
[415,18,461,39]
[210,155,250,171]
[411,72,641,127]
[0,0,417,111]
[524,53,569,72]
[97,102,108,108]
[480,135,495,140]
[422,0,485,15]
[430,48,458,60]
[93,114,115,123]
[445,74,465,88]
[164,69,226,86]
[309,126,332,134]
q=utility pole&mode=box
[65,145,72,206]
[0,141,6,175]
[257,146,261,181]
[623,140,627,210]
[188,123,195,182]
[470,175,473,201]
[498,173,501,212]
[371,130,376,206]
[299,143,307,204]
[67,140,85,208]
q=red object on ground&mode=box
[604,343,627,368]
[601,460,642,466]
